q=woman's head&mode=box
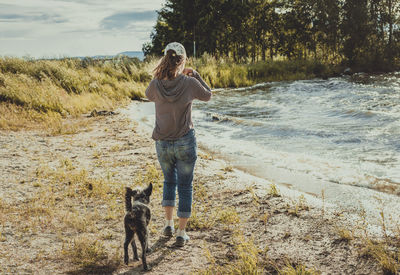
[153,42,186,80]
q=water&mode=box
[193,73,400,196]
[124,72,400,228]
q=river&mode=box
[124,72,400,230]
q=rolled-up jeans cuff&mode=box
[177,211,191,218]
[162,200,176,207]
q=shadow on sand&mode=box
[121,235,186,274]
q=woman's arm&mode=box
[192,70,211,92]
[183,68,212,101]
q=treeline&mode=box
[144,0,400,71]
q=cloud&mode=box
[51,0,110,4]
[100,10,157,30]
[0,13,68,23]
[0,0,165,57]
[0,29,31,39]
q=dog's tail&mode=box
[125,187,133,212]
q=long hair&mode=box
[153,50,185,80]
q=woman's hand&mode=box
[183,67,194,77]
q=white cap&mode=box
[164,42,186,57]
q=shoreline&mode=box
[0,109,398,274]
[125,100,400,235]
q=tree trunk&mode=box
[388,0,393,49]
[262,43,266,61]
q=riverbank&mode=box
[0,57,151,131]
[2,56,397,132]
[189,54,342,88]
[0,56,342,133]
[1,110,398,274]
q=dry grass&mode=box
[0,143,163,273]
[356,227,400,274]
[1,54,339,133]
[0,56,151,132]
[217,207,241,226]
[268,183,281,198]
[187,54,339,88]
[335,227,354,243]
[197,229,264,274]
[278,260,321,275]
[287,195,310,217]
[196,200,321,275]
[360,239,399,274]
[61,237,111,267]
[1,86,399,274]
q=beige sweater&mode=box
[145,71,212,140]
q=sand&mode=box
[0,109,393,274]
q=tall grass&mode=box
[0,56,152,131]
[188,53,341,88]
[1,54,340,131]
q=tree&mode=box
[143,0,400,70]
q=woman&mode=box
[145,42,212,247]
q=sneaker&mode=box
[163,226,174,237]
[175,231,190,247]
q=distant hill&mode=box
[116,51,144,60]
[73,51,144,61]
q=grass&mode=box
[190,178,323,275]
[360,239,399,274]
[0,56,151,132]
[0,141,163,273]
[187,182,218,230]
[335,227,354,243]
[287,195,310,217]
[347,201,400,274]
[278,260,321,275]
[217,207,241,226]
[61,237,110,267]
[260,212,269,229]
[3,116,400,274]
[268,183,281,198]
[197,229,264,275]
[222,165,234,172]
[197,210,321,275]
[194,177,399,274]
[0,229,5,242]
[2,54,399,274]
[360,230,400,274]
[186,204,217,231]
[187,53,341,89]
[1,54,341,132]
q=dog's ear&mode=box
[144,183,153,196]
[126,187,137,197]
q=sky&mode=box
[0,0,165,58]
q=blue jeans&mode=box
[155,129,197,218]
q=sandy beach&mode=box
[0,108,396,274]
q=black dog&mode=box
[124,183,153,270]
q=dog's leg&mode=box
[124,223,134,265]
[145,228,151,253]
[131,236,139,261]
[145,210,152,253]
[137,229,149,270]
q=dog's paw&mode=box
[146,247,152,253]
[124,258,129,265]
[133,256,139,261]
